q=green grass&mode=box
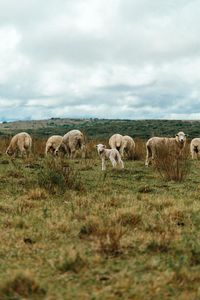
[0,152,200,299]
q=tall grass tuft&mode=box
[92,222,125,256]
[0,273,46,300]
[38,157,85,194]
[154,142,190,182]
[56,248,86,273]
[134,139,146,161]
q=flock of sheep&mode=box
[4,130,200,171]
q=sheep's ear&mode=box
[96,145,98,148]
[175,134,178,137]
[103,144,106,148]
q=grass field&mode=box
[0,135,200,299]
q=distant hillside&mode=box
[0,118,200,140]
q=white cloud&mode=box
[0,0,199,120]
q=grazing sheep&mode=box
[190,138,200,159]
[109,134,124,157]
[6,132,32,158]
[45,135,63,156]
[96,144,124,171]
[145,131,187,166]
[122,135,135,159]
[55,129,86,158]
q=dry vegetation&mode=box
[0,135,200,299]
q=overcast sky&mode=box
[0,0,200,121]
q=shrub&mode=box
[38,157,84,194]
[153,143,190,182]
[134,139,146,161]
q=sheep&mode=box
[6,132,32,158]
[96,143,124,171]
[45,135,63,156]
[190,138,200,159]
[145,131,187,166]
[109,134,124,157]
[122,135,135,159]
[55,129,86,158]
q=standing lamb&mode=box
[109,134,124,157]
[55,129,86,158]
[45,135,63,156]
[96,144,124,171]
[122,135,135,159]
[6,132,32,158]
[145,131,187,166]
[190,138,200,159]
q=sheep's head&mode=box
[96,144,106,155]
[175,132,186,145]
[6,147,13,156]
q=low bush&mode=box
[153,143,190,182]
[38,157,85,194]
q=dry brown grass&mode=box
[27,188,48,200]
[154,143,190,181]
[0,273,46,300]
[134,139,146,161]
[92,222,126,256]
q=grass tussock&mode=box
[0,273,46,300]
[113,208,142,227]
[56,248,86,273]
[38,157,85,194]
[79,216,101,238]
[27,188,48,200]
[134,139,146,161]
[154,143,190,182]
[93,223,126,256]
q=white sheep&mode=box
[145,131,187,166]
[96,144,124,171]
[6,132,32,158]
[190,138,200,159]
[122,135,135,159]
[109,134,124,157]
[55,129,86,158]
[45,135,63,156]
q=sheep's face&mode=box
[54,143,66,156]
[6,147,13,156]
[96,144,105,155]
[175,132,186,145]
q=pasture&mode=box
[0,134,200,300]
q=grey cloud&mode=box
[0,0,199,121]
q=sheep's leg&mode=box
[70,149,76,159]
[191,150,195,160]
[45,145,49,156]
[145,146,151,166]
[110,157,117,168]
[119,159,124,169]
[120,147,125,158]
[81,144,86,158]
[27,148,31,158]
[18,145,26,158]
[102,158,106,171]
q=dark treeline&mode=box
[0,119,200,140]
